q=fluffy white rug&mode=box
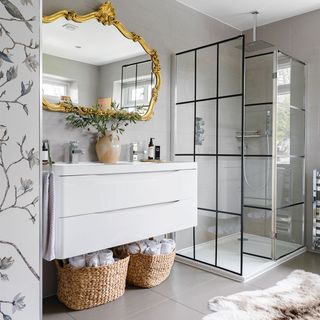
[203,270,320,320]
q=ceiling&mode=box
[176,0,320,31]
[43,18,145,66]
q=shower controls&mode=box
[195,117,205,146]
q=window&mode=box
[42,75,78,104]
[122,80,152,111]
[119,60,153,113]
[277,61,291,164]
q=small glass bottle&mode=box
[148,138,155,160]
[42,140,49,165]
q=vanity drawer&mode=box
[55,197,197,259]
[55,169,196,218]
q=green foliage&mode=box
[66,102,141,137]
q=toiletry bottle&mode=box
[130,142,139,162]
[148,138,155,160]
[42,140,49,165]
[155,145,161,160]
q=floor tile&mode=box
[126,299,204,320]
[42,253,320,320]
[282,252,320,274]
[43,314,75,320]
[150,261,221,298]
[43,297,75,320]
[248,252,319,289]
[172,276,260,314]
[69,286,167,320]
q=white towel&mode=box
[99,249,114,265]
[160,239,176,254]
[85,252,99,267]
[69,255,86,268]
[145,243,161,255]
[42,172,56,261]
[145,239,158,248]
[126,241,147,254]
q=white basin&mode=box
[46,161,196,176]
[52,161,133,165]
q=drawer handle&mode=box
[62,199,182,218]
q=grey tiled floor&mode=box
[43,252,320,320]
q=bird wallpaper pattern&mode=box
[0,0,40,319]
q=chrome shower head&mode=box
[244,40,274,53]
[244,11,274,53]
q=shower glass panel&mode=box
[219,39,243,96]
[274,51,305,259]
[218,97,242,155]
[245,54,273,105]
[217,214,241,273]
[196,46,217,100]
[176,52,195,103]
[195,210,216,264]
[244,50,305,261]
[195,101,216,154]
[243,52,274,259]
[243,207,272,258]
[197,156,216,210]
[244,157,272,208]
[173,39,305,278]
[175,103,194,154]
[174,35,245,276]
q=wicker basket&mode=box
[126,249,175,288]
[55,256,129,310]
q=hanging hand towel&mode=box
[42,171,56,261]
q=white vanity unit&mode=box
[48,162,197,259]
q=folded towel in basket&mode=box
[160,239,176,254]
[144,243,162,255]
[127,241,147,254]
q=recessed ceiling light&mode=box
[62,23,79,31]
[75,45,82,49]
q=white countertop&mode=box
[44,161,197,176]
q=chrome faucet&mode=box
[68,141,84,164]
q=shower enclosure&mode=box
[172,35,306,279]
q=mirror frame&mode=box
[42,1,161,121]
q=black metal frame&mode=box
[174,35,245,276]
[120,59,152,109]
[174,38,306,276]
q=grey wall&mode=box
[43,53,99,106]
[42,0,240,164]
[98,54,149,99]
[244,9,320,249]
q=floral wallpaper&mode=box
[0,0,40,319]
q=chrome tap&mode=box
[68,141,84,164]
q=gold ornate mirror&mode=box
[42,1,161,121]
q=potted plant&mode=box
[66,103,141,163]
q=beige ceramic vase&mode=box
[95,131,121,164]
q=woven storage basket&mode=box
[55,256,129,310]
[126,250,175,288]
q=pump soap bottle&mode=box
[148,138,155,160]
[42,140,49,165]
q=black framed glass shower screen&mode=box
[174,35,245,275]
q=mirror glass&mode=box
[42,18,155,115]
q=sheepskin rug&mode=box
[203,270,320,320]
